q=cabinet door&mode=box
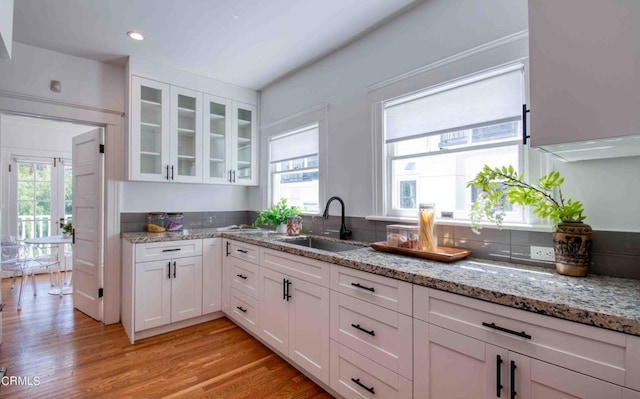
[289,277,330,385]
[203,94,233,184]
[510,352,623,399]
[170,86,202,183]
[258,266,289,355]
[202,238,222,314]
[232,102,257,185]
[171,256,203,323]
[130,76,171,181]
[414,320,504,399]
[221,240,232,314]
[529,0,640,146]
[134,259,172,331]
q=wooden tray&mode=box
[370,241,471,263]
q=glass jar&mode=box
[418,203,437,252]
[287,216,302,236]
[386,224,419,249]
[146,212,166,232]
[165,212,184,232]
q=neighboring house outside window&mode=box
[383,63,525,222]
[269,124,320,213]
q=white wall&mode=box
[0,42,124,112]
[259,0,640,232]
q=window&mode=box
[12,157,71,240]
[384,64,525,221]
[269,125,319,212]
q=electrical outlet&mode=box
[530,246,554,261]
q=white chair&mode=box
[1,237,37,310]
[28,244,60,288]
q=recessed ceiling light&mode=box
[127,31,144,41]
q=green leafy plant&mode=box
[61,222,73,235]
[253,198,301,227]
[467,165,585,233]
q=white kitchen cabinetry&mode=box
[202,238,222,314]
[221,239,261,335]
[130,76,203,183]
[259,248,330,385]
[414,285,638,398]
[528,0,640,154]
[231,102,257,185]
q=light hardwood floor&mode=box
[0,275,333,398]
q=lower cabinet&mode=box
[259,265,330,385]
[202,238,222,314]
[134,255,203,331]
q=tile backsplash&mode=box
[121,212,640,280]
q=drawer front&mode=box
[330,291,412,380]
[135,239,202,263]
[228,288,259,334]
[331,266,412,315]
[229,240,260,264]
[229,257,259,299]
[261,248,330,287]
[330,340,412,399]
[415,286,627,386]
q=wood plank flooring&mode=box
[0,275,333,398]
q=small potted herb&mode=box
[61,222,73,238]
[468,165,591,276]
[253,198,301,233]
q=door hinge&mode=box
[99,144,105,153]
[98,288,104,298]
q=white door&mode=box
[259,266,289,355]
[72,128,103,320]
[134,259,172,331]
[170,256,203,322]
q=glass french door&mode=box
[11,157,71,240]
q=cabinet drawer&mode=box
[414,286,628,386]
[261,248,330,287]
[330,291,412,380]
[229,241,260,264]
[135,239,202,263]
[331,266,412,315]
[330,340,412,399]
[229,257,259,299]
[228,288,259,334]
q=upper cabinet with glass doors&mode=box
[130,76,203,183]
[202,97,257,185]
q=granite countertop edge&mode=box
[121,229,640,336]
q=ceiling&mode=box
[12,0,417,90]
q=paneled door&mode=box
[72,128,104,321]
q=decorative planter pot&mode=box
[275,224,288,234]
[552,222,593,277]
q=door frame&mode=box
[0,94,124,324]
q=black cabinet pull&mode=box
[482,322,531,340]
[167,261,171,279]
[351,378,375,395]
[351,282,375,292]
[225,241,230,256]
[510,360,517,399]
[285,279,292,301]
[166,165,170,180]
[232,169,236,183]
[236,274,248,280]
[173,261,177,278]
[282,278,287,300]
[171,165,174,180]
[351,323,375,337]
[228,169,232,183]
[237,249,248,254]
[236,306,247,313]
[522,104,530,145]
[496,355,503,397]
[162,248,181,252]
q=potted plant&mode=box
[61,222,73,238]
[467,165,592,277]
[253,198,301,234]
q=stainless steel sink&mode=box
[276,236,363,252]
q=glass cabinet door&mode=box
[170,86,202,183]
[234,103,257,184]
[131,77,170,181]
[203,95,232,183]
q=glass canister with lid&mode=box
[418,203,438,252]
[165,212,184,231]
[147,212,166,232]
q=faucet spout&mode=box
[322,196,352,240]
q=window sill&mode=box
[364,215,554,233]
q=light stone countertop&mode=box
[121,229,640,336]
